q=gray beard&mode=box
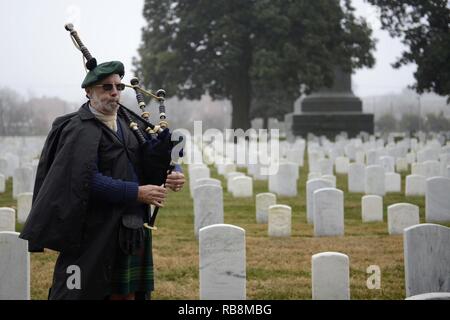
[103,101,119,113]
[91,100,119,115]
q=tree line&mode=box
[0,87,76,136]
[134,0,449,130]
[376,112,450,134]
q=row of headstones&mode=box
[0,193,33,232]
[358,175,450,223]
[0,153,41,179]
[1,214,449,300]
[189,164,254,199]
[257,192,424,237]
[0,166,36,198]
[189,135,448,185]
[191,183,292,238]
[309,153,449,176]
[192,173,450,239]
[189,133,449,177]
[196,136,306,167]
[193,182,415,240]
[190,159,303,198]
[198,223,450,300]
[326,162,450,200]
[310,174,450,226]
[312,162,449,200]
[306,135,449,162]
[189,163,299,198]
[191,160,448,203]
[185,134,306,172]
[307,138,449,177]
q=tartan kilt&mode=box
[110,228,154,295]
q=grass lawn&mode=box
[3,160,448,300]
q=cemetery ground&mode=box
[3,162,449,300]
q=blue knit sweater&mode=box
[90,119,181,204]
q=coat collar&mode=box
[78,102,136,147]
[78,102,95,120]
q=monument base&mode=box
[301,94,363,113]
[291,112,374,138]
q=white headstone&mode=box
[348,163,365,193]
[268,205,291,237]
[306,179,334,224]
[404,224,450,297]
[344,144,356,160]
[366,149,378,166]
[256,193,276,224]
[418,147,440,162]
[319,158,333,176]
[361,195,383,222]
[423,160,441,178]
[199,224,246,300]
[396,158,409,172]
[12,166,33,199]
[439,153,448,176]
[189,166,211,197]
[0,208,15,232]
[387,203,420,235]
[335,157,349,174]
[286,148,304,167]
[385,172,401,193]
[223,163,237,176]
[268,162,298,197]
[0,173,5,193]
[405,174,426,196]
[406,292,450,300]
[313,188,344,237]
[308,151,321,173]
[355,151,365,164]
[4,153,19,178]
[406,152,416,164]
[411,162,426,176]
[0,231,30,300]
[425,177,450,223]
[231,176,253,198]
[189,163,207,176]
[321,175,336,187]
[0,158,8,177]
[312,252,350,300]
[226,172,245,193]
[196,178,222,188]
[379,156,395,173]
[365,165,385,196]
[17,192,33,224]
[193,184,224,238]
[308,172,321,180]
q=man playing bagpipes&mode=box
[19,25,185,300]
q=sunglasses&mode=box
[95,83,126,91]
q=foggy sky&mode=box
[0,0,417,105]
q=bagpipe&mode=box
[65,23,183,230]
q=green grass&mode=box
[2,160,448,300]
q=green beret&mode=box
[81,61,125,88]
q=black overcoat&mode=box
[19,103,167,299]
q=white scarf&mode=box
[89,104,118,132]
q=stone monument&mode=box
[287,67,373,138]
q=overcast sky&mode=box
[0,0,417,104]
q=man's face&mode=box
[86,74,122,115]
